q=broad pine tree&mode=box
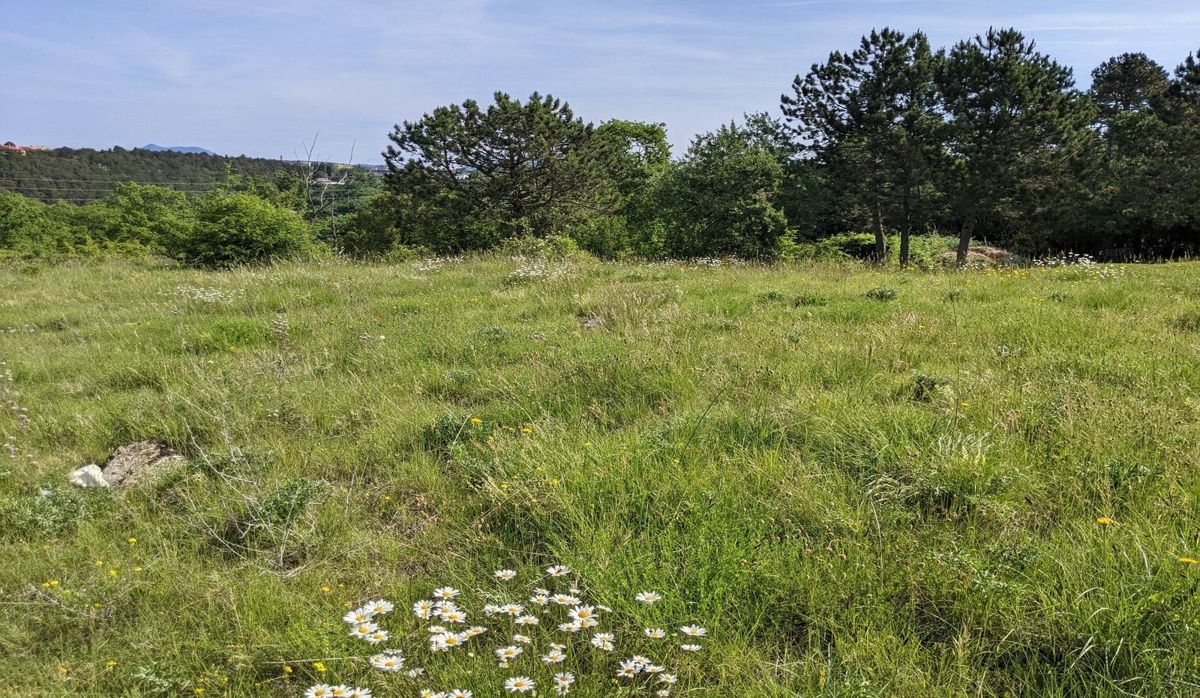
[937,28,1092,263]
[782,28,941,264]
[383,92,618,250]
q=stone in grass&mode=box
[67,463,109,488]
[68,441,186,489]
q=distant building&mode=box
[1,141,48,155]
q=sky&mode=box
[3,1,1198,164]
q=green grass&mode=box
[2,256,1199,697]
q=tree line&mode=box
[0,147,290,202]
[3,27,1198,266]
[366,28,1199,263]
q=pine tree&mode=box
[383,92,619,250]
[782,28,941,264]
[936,28,1092,262]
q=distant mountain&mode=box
[140,143,215,155]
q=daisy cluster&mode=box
[306,565,707,697]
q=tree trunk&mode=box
[872,200,886,263]
[900,181,912,268]
[956,214,974,266]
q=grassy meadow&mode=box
[2,255,1199,696]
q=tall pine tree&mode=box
[782,28,940,264]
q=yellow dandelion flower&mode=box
[127,537,137,544]
[470,417,482,425]
[1179,557,1199,565]
[1096,517,1114,525]
[282,665,293,674]
[313,661,327,673]
[521,427,533,435]
[106,660,117,668]
[321,586,332,593]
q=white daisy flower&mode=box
[501,603,524,616]
[550,642,567,650]
[553,672,575,695]
[364,599,394,615]
[658,673,678,685]
[546,565,571,577]
[636,591,662,605]
[578,617,599,628]
[305,686,335,698]
[656,691,671,698]
[407,667,426,677]
[644,664,666,674]
[483,604,502,616]
[513,633,532,644]
[542,648,567,664]
[590,634,614,651]
[680,643,702,652]
[551,594,580,606]
[631,655,653,668]
[644,627,666,638]
[558,621,582,633]
[494,645,523,661]
[514,614,539,626]
[348,622,379,640]
[369,653,405,672]
[432,586,460,600]
[427,625,448,634]
[347,689,372,698]
[434,600,459,614]
[533,587,550,596]
[680,624,707,638]
[328,687,352,697]
[568,605,596,621]
[365,629,389,644]
[412,600,435,619]
[494,569,517,580]
[504,676,535,693]
[343,607,375,625]
[616,660,640,678]
[439,608,467,624]
[464,625,488,637]
[530,594,550,607]
[419,691,442,698]
[447,690,473,698]
[436,632,468,650]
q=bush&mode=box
[658,124,790,259]
[175,193,318,267]
[93,183,195,252]
[498,234,582,259]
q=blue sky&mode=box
[3,1,1198,163]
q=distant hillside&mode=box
[140,144,216,155]
[0,146,298,202]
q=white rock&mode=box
[68,464,110,488]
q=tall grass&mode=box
[1,255,1198,696]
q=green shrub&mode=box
[175,193,318,267]
[498,234,582,259]
[93,183,195,252]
